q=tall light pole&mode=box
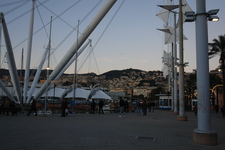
[184,0,219,146]
[177,0,187,121]
[157,4,179,115]
[172,11,178,115]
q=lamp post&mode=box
[177,0,187,121]
[157,4,179,115]
[185,0,219,146]
[172,11,178,115]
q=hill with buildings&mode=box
[0,68,167,99]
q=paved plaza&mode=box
[1,109,225,150]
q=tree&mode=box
[208,35,225,105]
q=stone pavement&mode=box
[0,109,225,150]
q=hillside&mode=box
[100,68,143,79]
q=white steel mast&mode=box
[0,13,22,103]
[44,16,52,115]
[24,0,35,103]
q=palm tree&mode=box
[208,35,225,105]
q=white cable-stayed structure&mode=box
[0,0,118,104]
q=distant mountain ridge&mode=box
[0,68,162,79]
[100,68,143,79]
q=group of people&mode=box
[3,97,225,118]
[90,99,104,114]
[0,98,18,115]
[118,99,156,117]
[136,100,155,116]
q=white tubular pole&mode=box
[24,0,35,104]
[26,43,50,103]
[34,0,117,100]
[55,40,91,81]
[173,12,178,114]
[195,0,210,132]
[44,40,91,93]
[177,0,187,121]
[193,0,217,146]
[0,13,21,103]
[0,80,17,103]
[196,0,211,131]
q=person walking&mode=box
[136,100,141,115]
[98,99,104,114]
[27,98,37,116]
[221,105,225,117]
[91,99,96,114]
[142,100,147,116]
[193,104,197,116]
[119,98,125,117]
[60,99,68,117]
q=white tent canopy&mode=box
[26,87,112,100]
[65,88,90,99]
[90,90,112,100]
[44,87,66,98]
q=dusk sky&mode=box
[0,0,225,75]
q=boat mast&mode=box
[73,20,79,101]
[44,16,52,116]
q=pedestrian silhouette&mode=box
[60,99,68,117]
[98,99,104,114]
[193,104,197,116]
[91,99,96,114]
[27,98,37,116]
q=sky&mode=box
[0,0,225,75]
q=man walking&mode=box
[61,99,68,117]
[98,99,104,114]
[27,98,37,116]
[119,98,125,117]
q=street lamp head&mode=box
[185,16,195,22]
[208,15,219,22]
[185,11,195,16]
[208,9,219,15]
[184,11,195,22]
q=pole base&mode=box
[177,115,187,121]
[193,129,218,146]
[172,111,179,115]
